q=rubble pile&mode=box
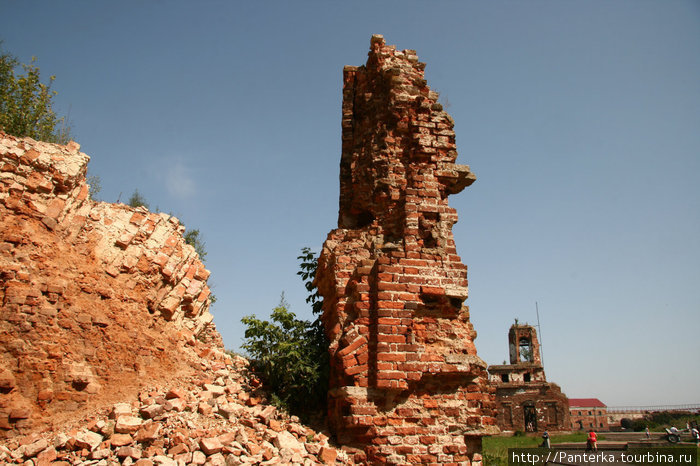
[0,131,217,437]
[0,132,350,464]
[0,353,345,465]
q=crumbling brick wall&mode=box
[316,35,497,465]
[0,132,218,437]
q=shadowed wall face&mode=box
[316,35,497,465]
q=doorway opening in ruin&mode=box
[502,403,513,427]
[519,337,533,362]
[524,404,537,432]
[546,402,558,425]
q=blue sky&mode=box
[2,1,698,407]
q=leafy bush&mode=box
[619,411,700,432]
[241,295,328,414]
[240,248,329,416]
[87,175,102,200]
[0,46,71,143]
[127,189,149,209]
[631,419,648,432]
[184,229,207,261]
[645,412,699,431]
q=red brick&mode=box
[377,282,407,292]
[316,35,493,461]
[420,285,444,295]
[377,334,406,343]
[338,337,367,357]
[376,353,406,362]
[345,364,366,376]
[376,371,407,380]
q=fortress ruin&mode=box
[315,35,497,465]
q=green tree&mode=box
[184,228,207,261]
[241,249,329,415]
[87,175,101,200]
[297,247,322,316]
[127,189,149,209]
[296,247,327,367]
[0,45,71,143]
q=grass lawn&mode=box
[482,432,605,465]
[482,433,700,465]
[482,434,539,465]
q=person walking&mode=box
[542,430,551,448]
[587,430,598,452]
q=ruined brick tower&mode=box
[488,323,570,432]
[509,324,542,365]
[315,35,497,465]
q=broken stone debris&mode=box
[0,130,218,438]
[0,355,345,465]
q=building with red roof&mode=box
[569,398,609,430]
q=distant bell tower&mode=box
[508,323,542,365]
[489,321,570,432]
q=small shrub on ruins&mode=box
[0,44,71,143]
[87,175,102,200]
[122,191,211,266]
[240,248,329,417]
[241,294,328,415]
[184,228,207,261]
[127,189,150,209]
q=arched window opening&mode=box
[519,337,533,362]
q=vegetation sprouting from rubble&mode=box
[184,229,208,262]
[127,189,150,209]
[0,44,71,144]
[126,188,209,265]
[240,248,329,417]
[1,43,210,270]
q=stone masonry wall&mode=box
[316,35,497,465]
[0,131,217,437]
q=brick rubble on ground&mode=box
[0,354,347,465]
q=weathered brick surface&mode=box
[0,132,218,438]
[316,35,497,465]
